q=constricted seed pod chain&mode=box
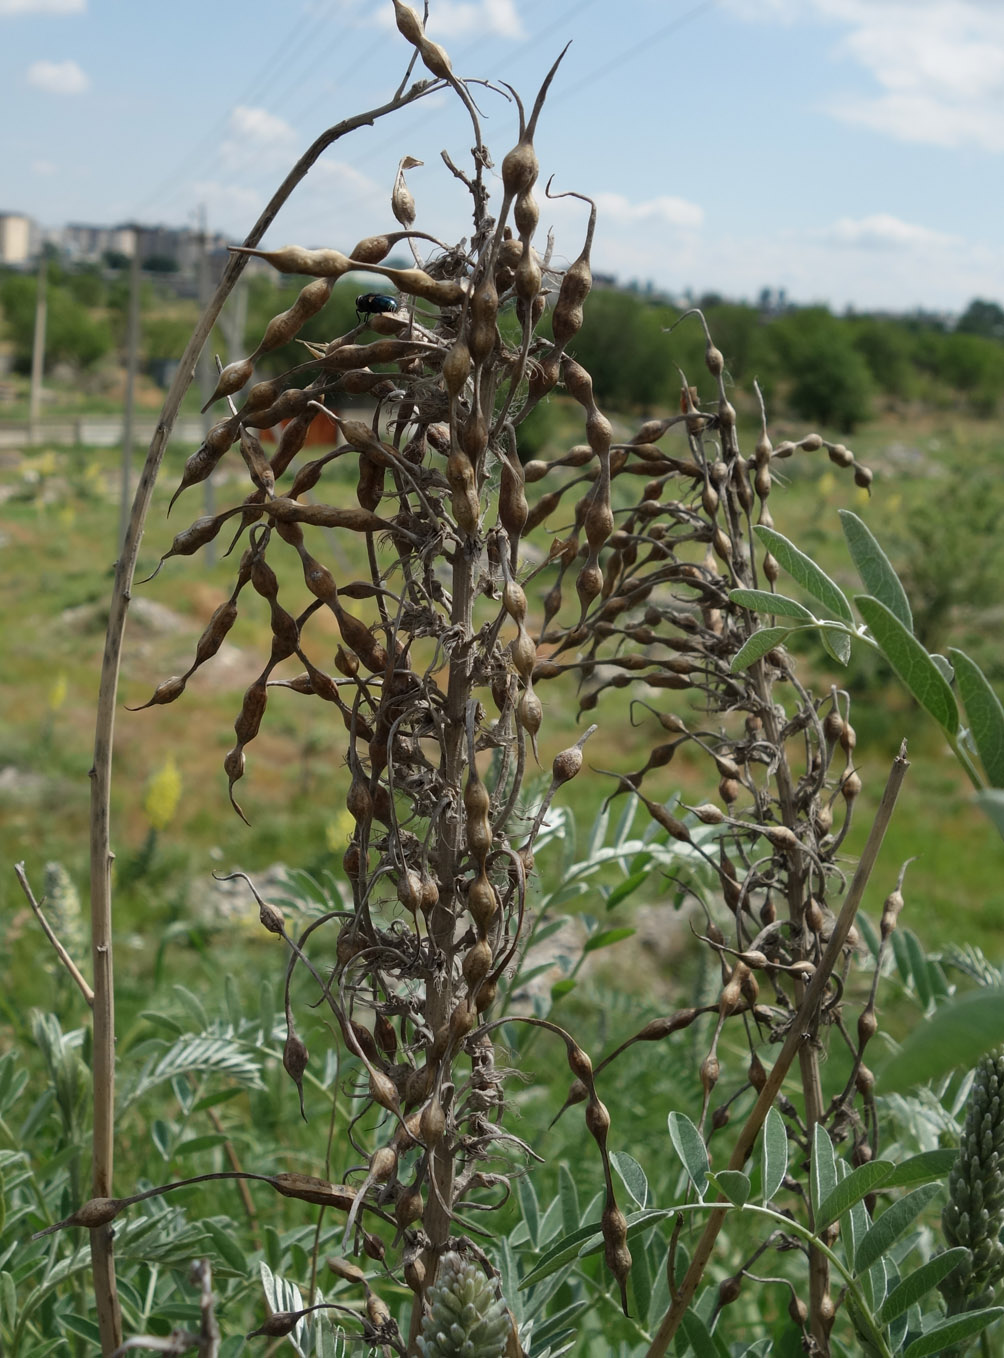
[123,15,888,1351]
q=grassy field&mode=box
[1,403,1001,1042]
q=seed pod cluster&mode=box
[125,39,890,1345]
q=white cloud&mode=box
[821,213,958,251]
[593,191,703,230]
[722,0,1004,152]
[31,158,57,175]
[189,180,263,235]
[26,58,88,93]
[218,105,298,173]
[375,0,525,39]
[425,0,524,39]
[0,0,84,13]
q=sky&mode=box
[1,0,1001,315]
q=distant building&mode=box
[59,221,231,276]
[0,212,37,265]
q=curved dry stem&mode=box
[644,742,910,1358]
[85,74,444,1357]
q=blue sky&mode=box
[1,0,1001,314]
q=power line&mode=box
[131,0,343,219]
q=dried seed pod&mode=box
[501,137,538,198]
[350,229,420,264]
[369,1069,400,1114]
[517,688,543,756]
[748,1052,767,1091]
[465,773,492,863]
[420,875,439,915]
[575,563,603,613]
[857,1007,878,1047]
[828,442,853,468]
[468,279,499,364]
[461,407,489,461]
[442,338,471,398]
[127,674,188,712]
[392,155,421,228]
[202,356,253,411]
[241,386,312,430]
[374,1012,398,1059]
[602,1204,632,1307]
[499,458,528,539]
[347,770,373,824]
[233,678,268,746]
[700,1053,720,1093]
[474,979,497,1013]
[568,1044,593,1084]
[880,887,904,939]
[404,1254,427,1294]
[551,724,597,786]
[420,1097,446,1147]
[397,869,423,917]
[395,1185,424,1230]
[468,873,497,934]
[514,243,541,305]
[283,1029,309,1121]
[250,277,333,360]
[462,938,492,989]
[230,244,352,278]
[510,631,537,684]
[448,998,476,1045]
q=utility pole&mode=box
[118,228,142,551]
[28,253,47,444]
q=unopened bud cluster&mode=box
[941,1048,1004,1311]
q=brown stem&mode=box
[85,77,443,1358]
[14,862,94,1006]
[645,742,910,1358]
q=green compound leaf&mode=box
[729,588,817,622]
[976,789,1004,840]
[877,1247,970,1323]
[679,1308,728,1357]
[820,627,852,667]
[839,510,913,630]
[853,1182,943,1275]
[583,926,635,954]
[902,1307,1004,1358]
[880,990,1004,1093]
[708,1170,750,1208]
[761,1106,788,1204]
[754,525,854,623]
[204,1218,247,1274]
[668,1111,709,1199]
[810,1122,838,1219]
[814,1160,895,1232]
[950,648,1004,787]
[856,595,959,736]
[730,626,792,674]
[882,1148,958,1189]
[611,1151,650,1209]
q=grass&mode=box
[1,406,1001,1041]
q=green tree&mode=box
[848,315,918,401]
[957,297,1004,341]
[0,270,113,372]
[767,306,874,430]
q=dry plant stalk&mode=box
[81,5,904,1354]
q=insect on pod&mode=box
[355,293,399,326]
